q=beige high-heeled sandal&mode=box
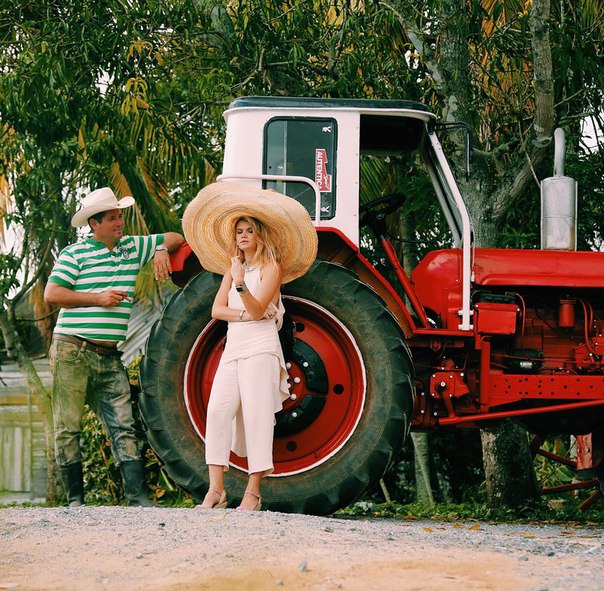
[236,490,262,511]
[195,488,227,509]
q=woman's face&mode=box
[235,219,258,257]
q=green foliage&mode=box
[363,430,486,505]
[80,407,121,504]
[79,401,193,506]
[208,0,422,100]
[531,435,604,514]
[338,499,604,524]
[0,0,216,234]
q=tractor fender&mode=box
[317,227,415,338]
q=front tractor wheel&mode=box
[140,260,414,515]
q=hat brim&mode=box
[182,182,318,283]
[71,196,135,227]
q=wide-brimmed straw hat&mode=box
[71,187,135,227]
[182,182,318,283]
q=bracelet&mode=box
[239,309,245,321]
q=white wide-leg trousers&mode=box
[205,353,280,474]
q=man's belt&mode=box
[53,334,122,358]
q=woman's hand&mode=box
[261,302,279,320]
[230,256,245,285]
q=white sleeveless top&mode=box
[223,265,286,363]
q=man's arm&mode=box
[153,232,185,280]
[162,231,185,253]
[44,283,131,308]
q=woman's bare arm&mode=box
[238,263,282,321]
[211,263,283,322]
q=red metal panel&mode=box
[488,374,604,407]
[473,248,604,287]
[411,249,462,329]
[169,242,193,272]
[474,302,518,334]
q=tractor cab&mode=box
[218,96,473,330]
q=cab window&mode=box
[263,117,337,220]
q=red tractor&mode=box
[139,97,604,514]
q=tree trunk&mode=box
[411,432,434,504]
[480,420,539,507]
[0,307,61,503]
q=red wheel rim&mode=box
[184,297,366,475]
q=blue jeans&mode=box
[49,339,140,467]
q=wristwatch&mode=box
[235,282,248,293]
[155,244,169,254]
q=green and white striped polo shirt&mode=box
[49,234,163,342]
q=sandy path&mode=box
[1,507,601,590]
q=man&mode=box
[44,187,185,506]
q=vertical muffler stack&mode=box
[541,127,578,250]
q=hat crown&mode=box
[82,187,119,208]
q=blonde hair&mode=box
[233,217,280,268]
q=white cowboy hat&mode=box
[182,182,318,284]
[71,187,135,228]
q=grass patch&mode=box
[335,500,604,525]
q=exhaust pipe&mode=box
[540,128,578,250]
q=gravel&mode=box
[1,507,602,590]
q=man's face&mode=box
[91,209,124,246]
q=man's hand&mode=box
[153,250,172,281]
[45,282,131,309]
[96,289,132,307]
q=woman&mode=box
[202,216,286,510]
[182,182,318,511]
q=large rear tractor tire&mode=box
[139,260,414,515]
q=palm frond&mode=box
[0,174,11,247]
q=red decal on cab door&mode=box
[315,149,332,193]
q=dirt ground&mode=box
[1,507,602,591]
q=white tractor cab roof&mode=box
[218,96,473,330]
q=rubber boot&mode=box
[119,460,153,507]
[59,462,85,507]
